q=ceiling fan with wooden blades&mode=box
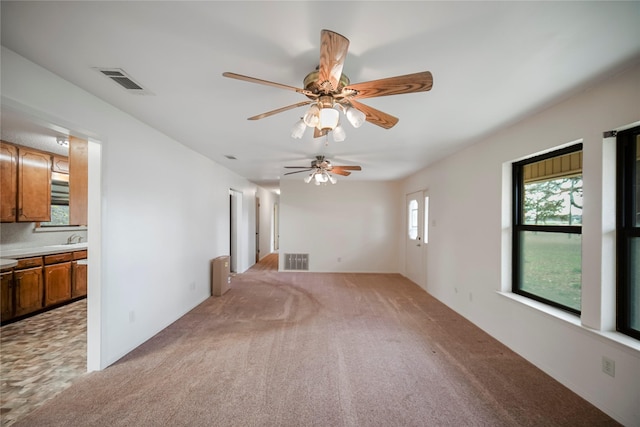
[223,29,433,140]
[284,155,361,185]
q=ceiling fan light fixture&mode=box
[333,123,346,141]
[346,106,366,128]
[314,171,328,184]
[327,173,337,184]
[304,173,314,184]
[318,107,339,131]
[303,104,320,127]
[291,118,306,139]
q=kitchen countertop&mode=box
[1,258,19,269]
[0,242,88,260]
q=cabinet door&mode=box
[44,262,71,306]
[18,147,51,222]
[71,261,87,298]
[1,271,14,321]
[51,155,69,174]
[14,267,44,316]
[0,142,18,222]
[69,137,88,225]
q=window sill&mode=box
[34,225,87,233]
[497,291,640,356]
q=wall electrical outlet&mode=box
[602,356,615,377]
[129,310,135,323]
[189,281,196,291]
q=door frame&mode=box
[405,190,428,288]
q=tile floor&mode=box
[0,300,87,426]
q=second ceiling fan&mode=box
[284,156,361,185]
[223,29,433,140]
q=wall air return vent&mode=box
[284,253,309,271]
[94,68,153,95]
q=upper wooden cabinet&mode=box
[1,141,51,223]
[52,155,69,174]
[0,142,18,222]
[17,147,51,222]
[69,136,88,226]
[1,139,86,224]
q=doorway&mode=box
[405,190,429,287]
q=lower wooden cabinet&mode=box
[44,262,71,307]
[14,266,44,317]
[2,250,86,324]
[71,261,87,298]
[1,271,14,321]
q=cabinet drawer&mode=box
[16,256,43,269]
[44,253,73,265]
[73,250,87,260]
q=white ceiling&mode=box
[2,1,639,189]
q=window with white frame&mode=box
[408,199,419,240]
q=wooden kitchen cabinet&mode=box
[18,146,51,222]
[44,260,72,307]
[14,266,44,317]
[71,261,87,298]
[1,249,87,324]
[1,271,14,321]
[1,142,18,222]
[69,136,88,226]
[51,155,69,174]
[72,250,88,298]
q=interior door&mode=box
[229,189,242,273]
[405,191,426,286]
[255,197,260,263]
[273,203,279,251]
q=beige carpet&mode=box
[13,256,617,426]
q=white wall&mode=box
[400,60,640,425]
[279,179,401,272]
[1,47,261,369]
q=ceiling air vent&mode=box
[94,68,153,95]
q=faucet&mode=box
[67,234,82,244]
